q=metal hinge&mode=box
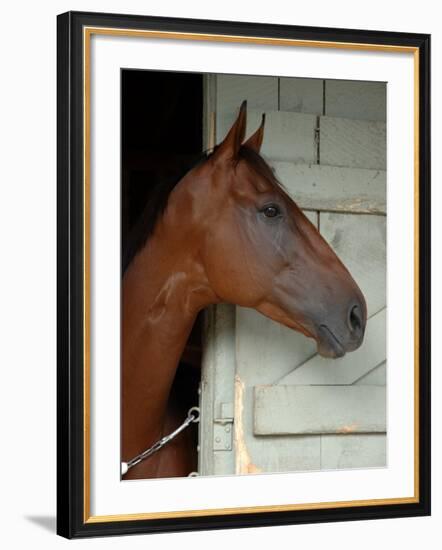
[213,402,234,451]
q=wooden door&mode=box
[199,74,386,476]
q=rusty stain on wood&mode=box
[234,375,262,475]
[337,423,358,434]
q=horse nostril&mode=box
[348,304,363,335]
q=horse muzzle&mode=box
[315,301,366,359]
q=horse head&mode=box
[196,101,366,358]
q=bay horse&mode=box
[122,101,367,480]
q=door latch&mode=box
[213,402,234,451]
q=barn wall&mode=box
[200,74,386,476]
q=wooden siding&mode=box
[320,116,386,170]
[200,73,387,476]
[254,385,386,435]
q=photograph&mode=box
[120,70,387,481]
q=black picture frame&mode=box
[57,10,431,539]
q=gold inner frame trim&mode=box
[82,26,421,524]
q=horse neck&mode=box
[121,191,216,462]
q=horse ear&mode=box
[243,113,265,153]
[213,100,247,161]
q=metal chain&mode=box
[121,406,200,475]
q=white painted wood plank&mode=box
[320,213,386,316]
[235,306,317,387]
[279,77,324,115]
[243,433,322,473]
[273,162,386,214]
[217,110,317,163]
[254,385,386,435]
[278,308,386,386]
[215,74,278,117]
[234,378,321,474]
[355,362,387,385]
[321,434,386,469]
[325,80,386,122]
[320,116,386,169]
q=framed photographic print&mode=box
[57,10,431,538]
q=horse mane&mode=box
[123,145,285,273]
[122,151,212,272]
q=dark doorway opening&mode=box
[121,69,204,475]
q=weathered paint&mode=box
[325,80,386,122]
[234,375,261,474]
[273,162,386,214]
[321,434,386,469]
[279,77,324,115]
[320,116,386,170]
[254,386,386,435]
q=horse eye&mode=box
[261,205,280,218]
